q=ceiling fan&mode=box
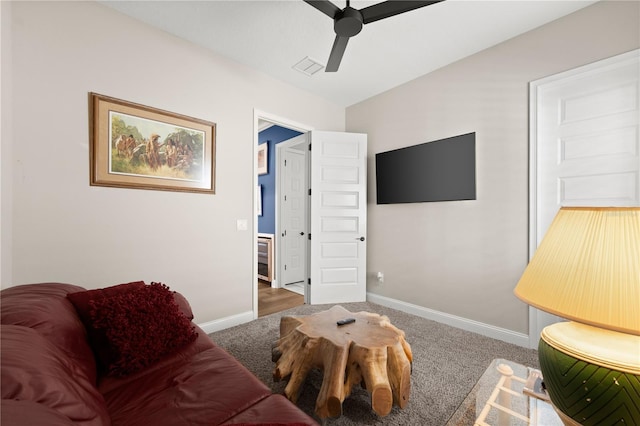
[304,0,445,72]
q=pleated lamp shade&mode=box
[514,207,640,336]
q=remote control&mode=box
[336,318,356,326]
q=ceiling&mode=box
[101,0,598,107]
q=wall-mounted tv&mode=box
[375,132,476,204]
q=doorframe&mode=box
[527,48,639,348]
[253,110,313,319]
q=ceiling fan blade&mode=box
[326,35,349,72]
[303,0,341,19]
[361,0,444,24]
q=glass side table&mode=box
[474,359,562,426]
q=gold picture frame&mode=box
[90,93,216,194]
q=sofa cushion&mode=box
[227,423,315,426]
[77,282,198,376]
[101,341,275,426]
[221,395,318,425]
[0,325,111,426]
[1,399,77,426]
[0,283,99,383]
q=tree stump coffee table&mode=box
[272,305,413,419]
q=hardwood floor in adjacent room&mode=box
[258,280,304,317]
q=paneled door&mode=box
[529,49,640,347]
[309,131,367,304]
[280,144,308,287]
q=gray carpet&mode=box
[208,302,539,425]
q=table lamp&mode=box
[514,207,640,425]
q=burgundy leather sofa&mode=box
[1,282,317,426]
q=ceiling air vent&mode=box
[293,57,325,76]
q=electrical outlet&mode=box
[377,272,384,283]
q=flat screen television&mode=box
[375,132,476,204]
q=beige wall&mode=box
[3,0,638,336]
[1,1,13,287]
[347,1,640,334]
[2,1,344,323]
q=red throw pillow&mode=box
[67,281,146,370]
[87,282,198,376]
[67,281,146,323]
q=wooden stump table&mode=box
[272,305,413,419]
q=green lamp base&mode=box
[538,322,640,426]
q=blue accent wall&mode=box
[258,126,302,235]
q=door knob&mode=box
[357,236,365,241]
[300,232,305,236]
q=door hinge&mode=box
[308,233,311,240]
[284,264,287,271]
[308,143,311,151]
[307,278,311,285]
[284,195,287,201]
[308,188,311,196]
[284,159,287,166]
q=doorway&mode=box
[254,111,313,318]
[253,112,369,318]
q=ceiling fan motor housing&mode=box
[334,7,363,37]
[304,0,443,72]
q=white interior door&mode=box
[309,131,367,305]
[280,144,308,287]
[530,49,640,346]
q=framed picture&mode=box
[257,143,268,175]
[90,93,216,194]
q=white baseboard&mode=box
[197,295,531,348]
[366,292,531,348]
[197,310,254,334]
